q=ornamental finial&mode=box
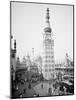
[46,8,50,23]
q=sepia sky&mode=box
[11,2,73,61]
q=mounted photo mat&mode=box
[10,1,74,99]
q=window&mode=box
[49,69,51,71]
[45,69,48,72]
[49,64,51,67]
[45,64,48,67]
[52,60,54,63]
[45,60,48,63]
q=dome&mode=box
[44,27,52,33]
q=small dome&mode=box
[44,27,52,33]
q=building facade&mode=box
[35,55,42,74]
[42,8,55,80]
[55,54,74,81]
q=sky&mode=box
[11,2,73,61]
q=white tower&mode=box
[42,8,55,80]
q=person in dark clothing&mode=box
[41,84,43,88]
[23,88,26,93]
[28,83,31,89]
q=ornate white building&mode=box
[42,8,55,80]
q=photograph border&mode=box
[10,1,74,99]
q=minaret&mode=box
[26,53,31,71]
[14,40,16,53]
[32,48,34,64]
[42,8,55,80]
[11,38,16,81]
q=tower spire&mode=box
[46,8,50,23]
[44,8,51,33]
[14,40,16,52]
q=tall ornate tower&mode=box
[11,39,16,81]
[42,8,55,80]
